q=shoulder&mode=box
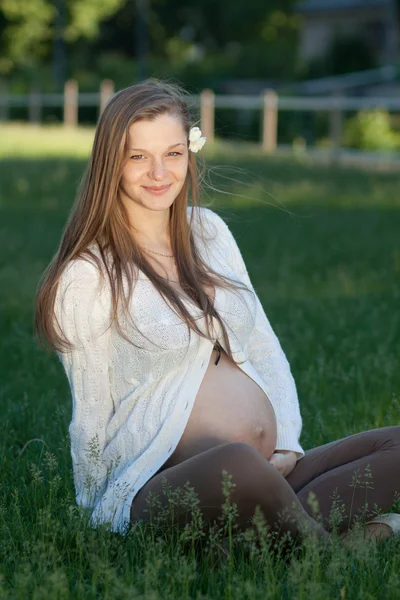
[186,205,232,241]
[57,252,110,304]
[55,255,112,340]
[60,257,100,288]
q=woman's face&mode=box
[119,112,189,212]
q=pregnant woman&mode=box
[35,79,400,552]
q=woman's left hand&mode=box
[269,450,297,478]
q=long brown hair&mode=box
[34,78,252,360]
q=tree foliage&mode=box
[0,0,54,72]
[0,0,126,73]
[0,0,305,84]
[66,0,126,41]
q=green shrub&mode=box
[343,109,400,151]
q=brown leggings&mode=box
[130,426,400,544]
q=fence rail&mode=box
[1,79,400,154]
[3,91,400,110]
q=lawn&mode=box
[1,124,400,599]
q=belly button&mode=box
[255,425,265,437]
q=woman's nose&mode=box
[149,160,168,181]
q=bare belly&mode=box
[161,345,278,470]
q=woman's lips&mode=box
[143,184,172,195]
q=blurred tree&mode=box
[0,0,126,76]
[66,0,126,41]
[148,0,297,50]
[0,0,54,74]
[90,1,300,82]
[53,0,66,87]
[0,0,302,86]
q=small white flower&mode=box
[189,126,207,152]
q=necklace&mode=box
[142,246,179,282]
[143,247,176,260]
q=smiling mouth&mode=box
[143,185,171,190]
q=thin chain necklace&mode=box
[142,247,176,260]
[142,246,179,282]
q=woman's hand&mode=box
[269,450,297,478]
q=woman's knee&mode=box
[386,426,400,445]
[213,442,274,500]
[377,425,400,450]
[215,441,267,474]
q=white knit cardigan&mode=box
[55,206,305,535]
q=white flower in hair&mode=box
[189,126,207,152]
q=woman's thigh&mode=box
[285,426,400,494]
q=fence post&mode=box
[99,79,114,116]
[64,79,78,126]
[330,88,343,162]
[28,86,42,124]
[262,90,278,152]
[0,81,9,122]
[200,89,215,143]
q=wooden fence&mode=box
[1,79,400,153]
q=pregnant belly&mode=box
[161,346,278,470]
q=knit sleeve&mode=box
[205,209,305,460]
[54,258,115,509]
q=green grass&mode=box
[1,125,400,598]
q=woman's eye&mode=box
[130,152,182,160]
